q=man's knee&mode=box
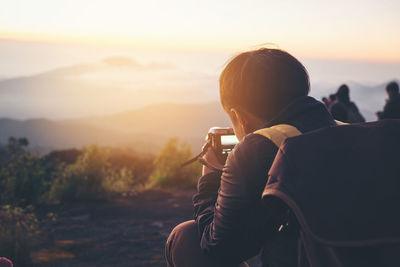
[167,220,198,247]
[165,220,248,267]
[166,220,200,266]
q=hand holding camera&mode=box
[201,144,224,175]
[181,127,239,175]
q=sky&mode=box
[1,0,400,62]
[0,0,399,121]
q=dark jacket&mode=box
[193,96,336,266]
[378,94,400,119]
[329,100,365,123]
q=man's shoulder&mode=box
[393,95,400,104]
[330,101,347,111]
[239,132,278,151]
[221,132,280,191]
[228,133,279,166]
[385,96,400,108]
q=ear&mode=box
[230,108,249,133]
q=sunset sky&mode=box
[1,0,399,62]
[0,0,399,121]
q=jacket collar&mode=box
[264,96,335,128]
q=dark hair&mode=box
[386,81,399,94]
[336,84,350,103]
[219,48,310,121]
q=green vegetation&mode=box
[0,205,39,266]
[0,137,51,206]
[0,136,200,265]
[49,144,154,201]
[148,137,201,189]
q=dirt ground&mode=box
[32,190,261,267]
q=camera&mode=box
[206,127,239,165]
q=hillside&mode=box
[0,102,230,154]
[0,57,219,119]
[80,102,230,137]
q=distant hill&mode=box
[79,102,230,137]
[0,57,219,119]
[0,102,230,154]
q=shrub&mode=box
[0,138,57,266]
[103,167,137,194]
[0,205,40,266]
[108,148,154,187]
[45,148,82,165]
[0,138,50,206]
[148,137,201,189]
[49,144,111,201]
[49,145,153,201]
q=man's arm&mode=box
[193,134,280,264]
[193,171,221,233]
[381,101,395,119]
[330,103,348,122]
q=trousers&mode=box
[165,220,249,267]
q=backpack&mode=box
[255,119,400,267]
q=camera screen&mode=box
[221,135,239,146]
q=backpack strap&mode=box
[254,124,302,148]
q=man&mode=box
[377,81,400,119]
[329,84,365,123]
[165,48,336,267]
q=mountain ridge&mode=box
[0,102,230,154]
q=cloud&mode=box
[102,56,174,70]
[102,56,140,68]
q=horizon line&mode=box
[1,33,400,65]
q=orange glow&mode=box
[0,0,399,62]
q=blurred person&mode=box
[328,94,336,103]
[329,84,365,123]
[321,97,329,107]
[376,81,400,119]
[321,94,337,109]
[165,48,336,267]
[328,94,336,109]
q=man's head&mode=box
[219,48,310,140]
[336,84,350,103]
[386,81,399,99]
